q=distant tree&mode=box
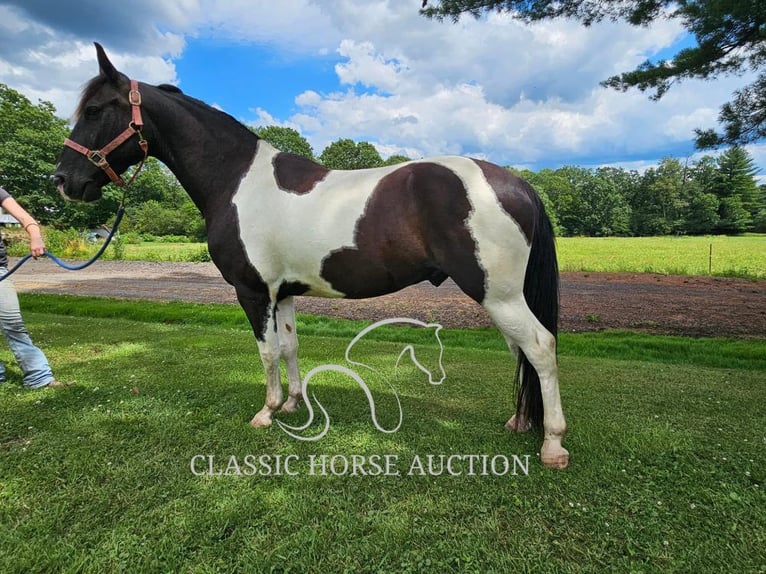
[754,184,766,232]
[684,186,720,234]
[131,199,204,239]
[123,158,204,238]
[124,157,185,206]
[253,126,315,160]
[421,0,766,149]
[711,146,759,232]
[717,196,752,233]
[589,167,632,236]
[0,83,69,223]
[383,154,412,166]
[319,139,383,169]
[689,155,719,193]
[713,147,760,213]
[531,166,629,236]
[631,158,689,235]
[56,188,124,230]
[676,157,719,234]
[530,166,588,236]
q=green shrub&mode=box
[110,234,125,260]
[186,245,211,262]
[120,231,143,244]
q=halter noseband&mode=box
[64,79,148,188]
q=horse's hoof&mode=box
[541,442,569,469]
[250,409,274,428]
[280,397,301,413]
[505,414,531,433]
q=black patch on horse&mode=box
[473,159,536,243]
[320,162,486,302]
[273,153,330,195]
[276,280,310,301]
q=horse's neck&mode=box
[149,96,259,214]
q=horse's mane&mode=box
[156,83,258,140]
[74,75,109,121]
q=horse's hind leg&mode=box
[484,297,569,469]
[277,297,302,413]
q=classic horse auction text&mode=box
[190,453,531,477]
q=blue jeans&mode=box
[0,268,54,388]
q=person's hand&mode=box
[29,234,45,258]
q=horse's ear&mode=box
[95,42,123,84]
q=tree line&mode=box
[518,150,765,236]
[0,82,763,239]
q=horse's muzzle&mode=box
[52,173,71,200]
[53,173,100,202]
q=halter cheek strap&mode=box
[64,79,148,188]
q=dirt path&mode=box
[10,260,765,338]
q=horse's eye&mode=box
[84,105,101,119]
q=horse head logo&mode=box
[276,318,446,441]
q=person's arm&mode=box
[0,197,46,258]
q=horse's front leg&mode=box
[277,297,302,413]
[236,288,283,427]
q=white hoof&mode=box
[541,440,569,469]
[280,396,301,413]
[250,407,274,428]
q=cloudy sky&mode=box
[1,0,763,178]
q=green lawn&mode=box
[113,241,211,262]
[0,297,764,573]
[557,234,765,279]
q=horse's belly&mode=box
[302,283,345,298]
[252,249,346,298]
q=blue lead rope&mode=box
[0,206,125,282]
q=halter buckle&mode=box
[87,150,107,167]
[128,88,142,106]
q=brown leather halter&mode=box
[64,79,148,187]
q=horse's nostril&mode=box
[53,173,68,197]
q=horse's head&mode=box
[54,43,147,202]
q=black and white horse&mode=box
[54,44,568,468]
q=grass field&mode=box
[93,234,766,279]
[556,235,766,279]
[1,296,764,573]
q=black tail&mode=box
[515,193,559,431]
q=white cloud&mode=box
[272,8,754,170]
[0,0,761,175]
[167,0,339,54]
[335,40,408,93]
[0,3,180,120]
